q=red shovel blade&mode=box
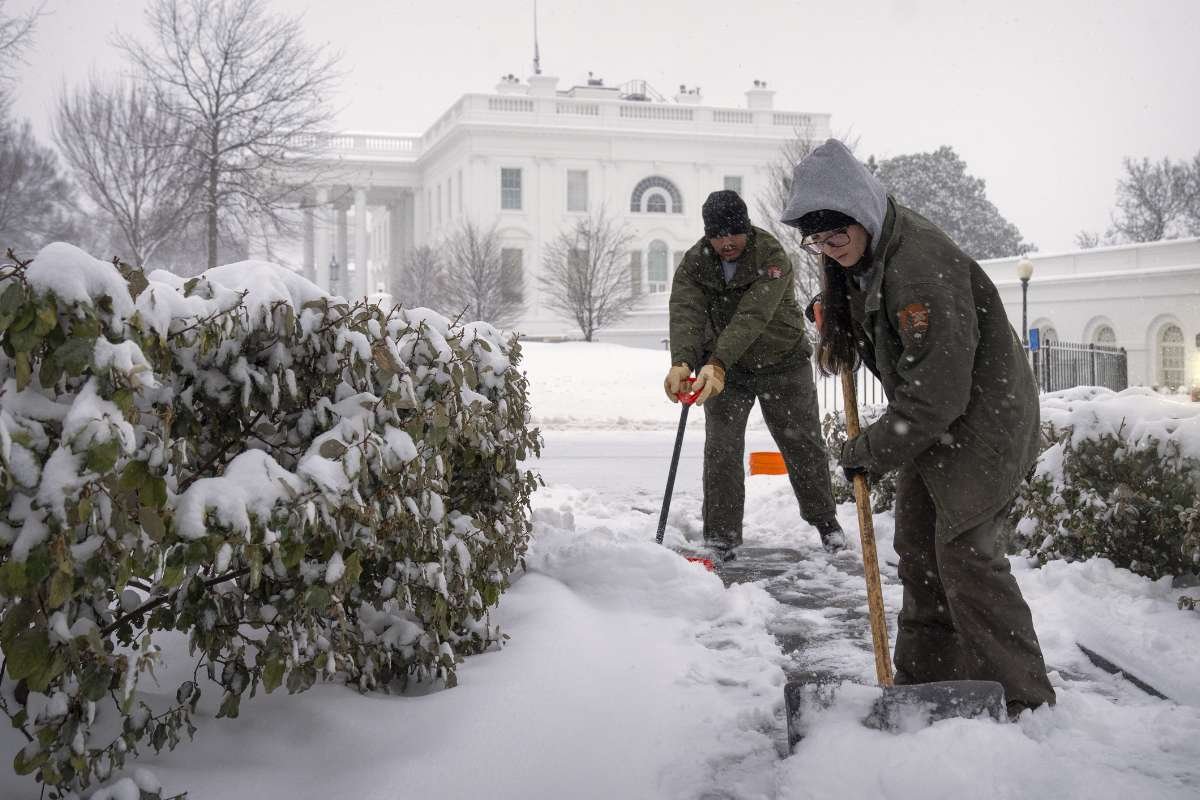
[686,556,715,571]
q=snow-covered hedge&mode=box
[1014,387,1200,580]
[0,244,540,796]
[822,408,897,513]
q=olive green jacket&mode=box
[668,226,810,373]
[841,201,1041,538]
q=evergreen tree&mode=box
[874,146,1033,259]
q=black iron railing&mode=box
[1027,341,1128,393]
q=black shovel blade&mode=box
[785,678,1005,751]
[866,680,1006,732]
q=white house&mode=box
[289,72,1198,393]
[294,71,828,338]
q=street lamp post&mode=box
[1016,257,1034,347]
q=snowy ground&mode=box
[5,341,1200,799]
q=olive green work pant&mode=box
[701,362,838,549]
[892,465,1057,708]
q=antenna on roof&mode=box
[532,0,542,75]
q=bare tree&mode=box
[54,76,201,266]
[0,1,43,113]
[539,207,637,341]
[754,127,828,301]
[0,119,80,256]
[1185,152,1200,237]
[1110,156,1191,242]
[390,245,449,311]
[117,0,342,269]
[442,221,524,326]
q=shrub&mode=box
[0,243,540,796]
[821,408,897,514]
[1013,419,1200,581]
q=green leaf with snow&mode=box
[54,336,96,376]
[6,628,51,682]
[319,439,348,459]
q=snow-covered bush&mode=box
[0,244,540,796]
[1014,387,1200,580]
[822,408,897,513]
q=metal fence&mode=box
[1028,341,1128,393]
[816,363,885,415]
[812,341,1129,416]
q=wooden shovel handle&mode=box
[841,370,895,687]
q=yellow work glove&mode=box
[692,363,725,406]
[663,363,692,402]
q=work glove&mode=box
[663,363,692,402]
[692,362,725,406]
[804,293,825,332]
[842,465,869,487]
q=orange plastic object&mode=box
[748,451,787,475]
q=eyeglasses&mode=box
[800,227,850,255]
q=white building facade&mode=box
[290,75,1198,393]
[294,73,829,338]
[605,237,1200,392]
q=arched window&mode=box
[645,192,668,214]
[1092,325,1116,347]
[647,240,669,293]
[630,176,683,214]
[1041,326,1058,343]
[1157,324,1185,390]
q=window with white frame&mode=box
[1158,324,1185,389]
[566,170,588,213]
[630,176,683,213]
[500,248,524,302]
[1093,324,1116,346]
[724,175,743,195]
[501,168,522,210]
[457,170,463,214]
[647,240,669,293]
[629,251,642,296]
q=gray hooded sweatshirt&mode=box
[781,139,888,255]
[780,138,1041,539]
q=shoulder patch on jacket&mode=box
[897,302,931,346]
[766,265,783,279]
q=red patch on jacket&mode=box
[766,265,783,279]
[897,302,931,345]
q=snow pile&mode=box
[1040,385,1200,461]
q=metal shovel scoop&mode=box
[784,370,1006,749]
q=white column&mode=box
[354,188,369,299]
[313,188,331,292]
[336,208,349,296]
[301,205,314,282]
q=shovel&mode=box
[656,377,715,571]
[783,370,1006,749]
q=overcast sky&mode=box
[9,0,1199,254]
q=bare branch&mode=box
[538,205,638,341]
[115,0,343,269]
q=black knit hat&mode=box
[702,190,752,237]
[796,209,857,237]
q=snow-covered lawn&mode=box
[5,341,1199,799]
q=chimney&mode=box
[528,73,559,97]
[745,79,774,110]
[495,73,528,95]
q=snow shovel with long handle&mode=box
[656,377,715,571]
[783,370,1006,749]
